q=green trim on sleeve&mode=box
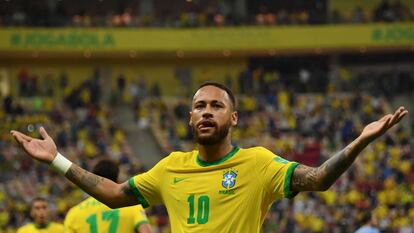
[284,162,299,199]
[134,220,149,230]
[128,178,150,208]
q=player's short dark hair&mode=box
[92,159,119,182]
[30,197,48,210]
[198,81,236,109]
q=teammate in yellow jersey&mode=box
[64,159,152,233]
[11,82,408,233]
[17,197,64,233]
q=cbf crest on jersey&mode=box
[222,169,237,189]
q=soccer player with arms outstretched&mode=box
[11,82,408,233]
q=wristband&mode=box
[51,152,72,174]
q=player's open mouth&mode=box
[198,120,216,131]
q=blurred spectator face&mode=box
[30,199,49,227]
[190,85,237,145]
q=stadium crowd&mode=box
[1,0,413,230]
[0,0,413,27]
[0,77,159,232]
[0,64,413,232]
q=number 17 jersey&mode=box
[129,146,299,233]
[64,197,148,233]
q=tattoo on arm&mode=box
[292,138,368,192]
[66,164,105,190]
[121,183,135,196]
[65,164,138,208]
[291,164,320,191]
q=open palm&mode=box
[11,127,57,163]
[360,106,408,143]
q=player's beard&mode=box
[193,120,232,146]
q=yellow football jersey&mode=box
[17,222,64,233]
[64,197,148,233]
[129,146,299,233]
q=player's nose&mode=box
[201,105,214,118]
[202,111,213,119]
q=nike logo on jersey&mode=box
[172,177,188,184]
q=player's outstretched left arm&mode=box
[10,127,139,209]
[291,106,408,192]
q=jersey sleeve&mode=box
[255,147,299,199]
[133,205,149,230]
[128,156,170,208]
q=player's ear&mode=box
[189,111,193,126]
[231,111,238,126]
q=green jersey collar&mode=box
[34,223,49,229]
[196,146,240,167]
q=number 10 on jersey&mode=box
[187,194,210,224]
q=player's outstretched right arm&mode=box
[11,127,139,209]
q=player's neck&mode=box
[197,141,234,163]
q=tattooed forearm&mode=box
[292,138,369,192]
[291,165,320,190]
[62,164,138,208]
[121,183,135,196]
[65,164,105,190]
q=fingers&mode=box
[389,106,408,126]
[378,115,393,133]
[39,126,50,140]
[389,107,404,123]
[10,130,32,144]
[379,114,392,122]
